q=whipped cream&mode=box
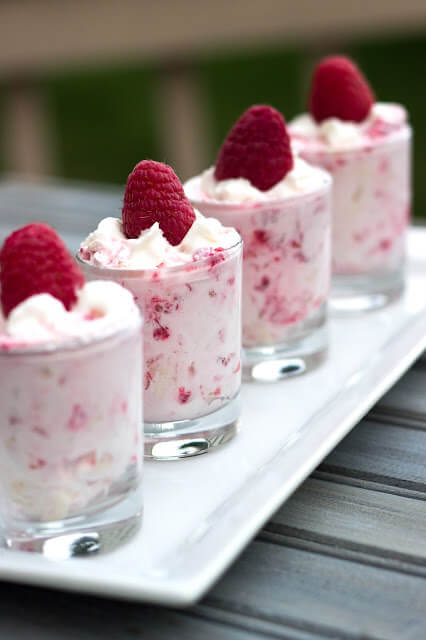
[289,102,408,151]
[79,211,240,269]
[0,280,140,347]
[187,156,330,205]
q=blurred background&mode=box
[0,0,425,215]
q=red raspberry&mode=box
[122,160,196,245]
[309,55,374,124]
[214,105,294,191]
[0,223,84,317]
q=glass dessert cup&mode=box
[298,127,411,312]
[0,323,143,557]
[185,179,332,382]
[78,241,242,461]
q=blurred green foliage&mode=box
[351,37,426,218]
[198,49,305,160]
[44,66,159,184]
[18,34,426,216]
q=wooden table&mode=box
[0,182,425,639]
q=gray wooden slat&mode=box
[194,604,328,640]
[267,477,426,564]
[0,180,121,244]
[0,582,272,640]
[0,180,122,254]
[208,539,426,640]
[373,366,426,426]
[319,419,426,491]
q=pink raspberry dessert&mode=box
[289,56,411,309]
[79,160,242,459]
[184,106,332,379]
[0,224,143,552]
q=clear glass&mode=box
[0,323,143,557]
[78,242,242,460]
[300,127,412,312]
[185,179,332,382]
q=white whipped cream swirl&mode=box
[2,281,140,346]
[187,156,330,204]
[289,102,408,151]
[79,211,240,269]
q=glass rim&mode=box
[76,236,243,276]
[184,174,332,210]
[0,315,142,358]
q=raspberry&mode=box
[214,105,294,191]
[178,387,191,404]
[153,326,170,341]
[122,160,196,245]
[309,55,374,123]
[0,223,84,317]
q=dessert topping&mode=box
[122,160,196,246]
[0,223,84,317]
[214,105,294,191]
[309,55,374,124]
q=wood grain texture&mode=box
[319,419,426,491]
[267,477,426,565]
[0,582,272,640]
[207,540,426,640]
[194,604,328,640]
[0,180,121,234]
[372,364,426,427]
[0,181,122,253]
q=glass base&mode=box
[331,269,404,313]
[4,484,142,558]
[243,314,328,383]
[144,394,240,460]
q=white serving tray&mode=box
[0,227,425,607]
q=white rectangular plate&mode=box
[0,224,425,607]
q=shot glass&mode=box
[78,240,242,460]
[0,320,143,557]
[297,125,411,311]
[185,175,332,382]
